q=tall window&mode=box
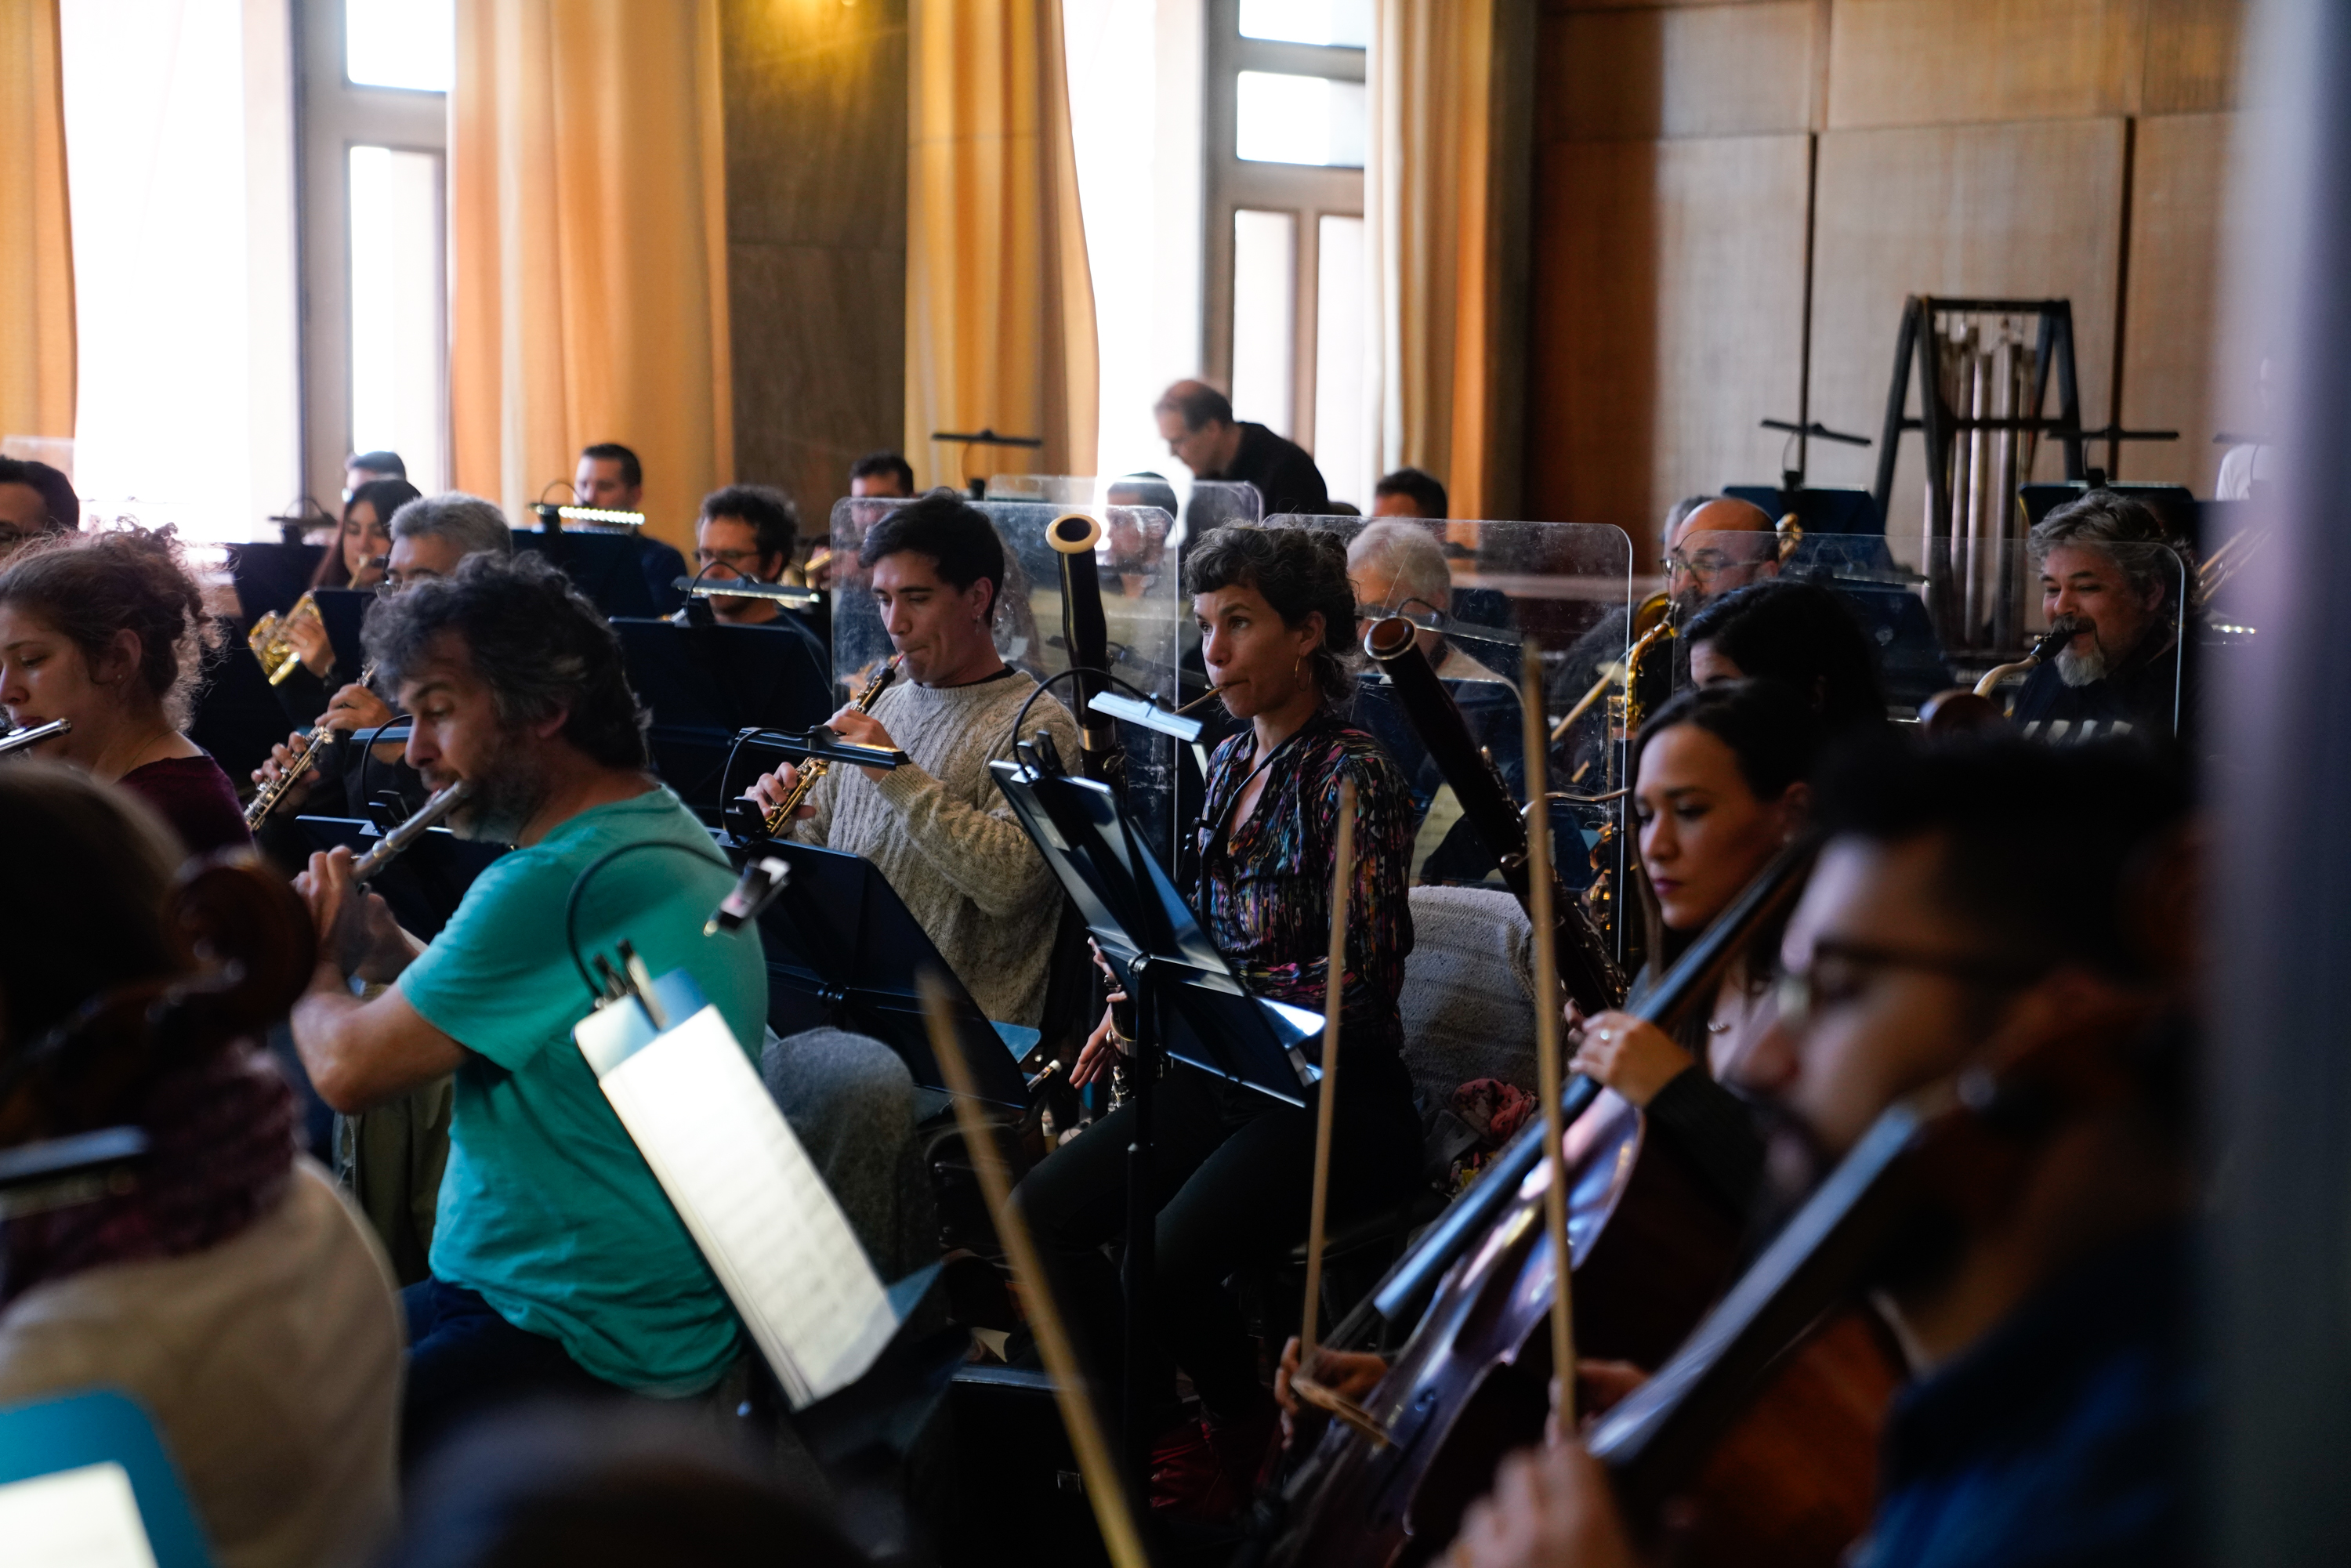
[299,0,452,505]
[1205,0,1367,505]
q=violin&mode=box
[1270,842,1899,1568]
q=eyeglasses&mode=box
[376,566,439,598]
[1773,940,2044,1029]
[694,547,767,571]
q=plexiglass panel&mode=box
[1673,531,2189,738]
[1256,514,1636,914]
[828,498,1186,868]
[986,474,1262,556]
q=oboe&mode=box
[759,654,902,837]
[350,781,475,882]
[245,664,379,829]
[0,719,69,757]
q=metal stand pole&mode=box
[1120,957,1160,1509]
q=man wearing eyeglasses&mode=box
[681,486,806,628]
[1445,737,2199,1568]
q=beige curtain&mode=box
[906,0,1098,488]
[450,0,731,553]
[0,0,74,446]
[1368,0,1533,523]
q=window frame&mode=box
[1202,0,1364,451]
[294,0,449,509]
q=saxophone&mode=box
[759,654,903,837]
[245,664,379,829]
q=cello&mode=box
[1267,839,1882,1568]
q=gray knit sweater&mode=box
[797,669,1079,1027]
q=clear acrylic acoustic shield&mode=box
[1673,530,2189,738]
[828,496,1188,868]
[1254,513,1636,909]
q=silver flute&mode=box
[350,781,476,882]
[0,719,70,758]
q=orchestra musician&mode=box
[273,476,422,726]
[1449,737,2197,1568]
[0,526,250,856]
[0,454,79,558]
[251,493,514,824]
[2011,492,2189,741]
[1683,579,1891,737]
[1553,494,1781,715]
[741,491,1081,1033]
[1567,679,1820,1210]
[0,764,402,1568]
[684,485,799,625]
[283,552,770,1465]
[1012,523,1423,1521]
[1347,521,1508,685]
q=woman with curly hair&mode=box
[1012,523,1424,1521]
[0,527,249,856]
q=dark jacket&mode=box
[1207,422,1331,516]
[2011,632,2185,741]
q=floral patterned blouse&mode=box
[1194,708,1416,1059]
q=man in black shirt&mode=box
[2009,491,2187,741]
[1154,379,1330,516]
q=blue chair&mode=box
[0,1389,212,1566]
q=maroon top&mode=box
[120,753,253,858]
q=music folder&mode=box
[575,969,904,1410]
[987,759,1323,1106]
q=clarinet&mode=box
[245,664,379,829]
[758,654,902,838]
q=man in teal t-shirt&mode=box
[288,553,769,1466]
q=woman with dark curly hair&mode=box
[0,527,248,856]
[1012,523,1424,1522]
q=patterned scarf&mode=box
[1,1045,296,1307]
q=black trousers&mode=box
[1012,1053,1421,1426]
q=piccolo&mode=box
[350,781,475,882]
[0,719,70,757]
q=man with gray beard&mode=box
[2011,491,2188,741]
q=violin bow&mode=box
[918,977,1150,1568]
[1521,639,1579,1402]
[1292,780,1386,1444]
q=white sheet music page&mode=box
[0,1461,160,1568]
[591,1004,897,1408]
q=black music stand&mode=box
[312,588,374,671]
[225,541,324,622]
[513,528,690,619]
[748,840,1034,1109]
[611,618,835,823]
[295,816,509,939]
[987,754,1322,1490]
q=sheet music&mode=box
[0,1462,159,1568]
[592,1005,897,1408]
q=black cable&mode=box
[1003,665,1161,759]
[563,838,736,1002]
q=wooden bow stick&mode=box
[1521,640,1579,1399]
[1291,778,1387,1446]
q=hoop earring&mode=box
[1294,652,1310,693]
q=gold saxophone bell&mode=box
[248,592,324,686]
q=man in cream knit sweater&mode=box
[745,491,1078,1029]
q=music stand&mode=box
[748,840,1035,1109]
[513,529,690,619]
[225,540,324,622]
[988,754,1322,1484]
[296,816,509,939]
[312,588,373,672]
[612,618,835,823]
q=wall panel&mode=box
[1803,118,2126,550]
[2121,111,2241,492]
[1544,2,1816,142]
[720,0,908,535]
[1526,133,1809,551]
[1826,0,2144,130]
[2142,0,2244,114]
